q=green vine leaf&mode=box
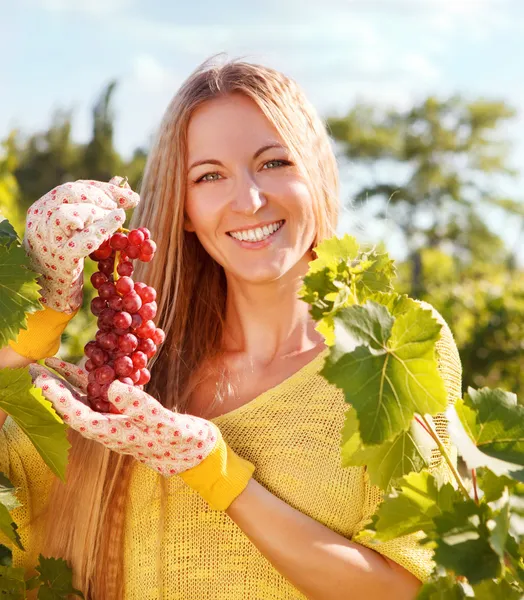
[358,471,462,543]
[446,388,524,482]
[0,218,19,247]
[0,237,43,348]
[473,577,523,600]
[0,474,23,551]
[0,368,70,481]
[0,564,26,599]
[431,499,502,585]
[340,408,433,492]
[321,301,448,444]
[417,573,469,599]
[36,555,85,599]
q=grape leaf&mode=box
[309,234,360,274]
[0,241,43,347]
[322,301,448,444]
[0,474,23,550]
[473,578,523,600]
[432,499,502,585]
[417,573,469,599]
[0,502,23,551]
[477,468,519,502]
[463,388,524,464]
[359,471,462,542]
[300,236,396,345]
[0,564,26,599]
[340,408,433,492]
[0,219,19,247]
[36,555,85,599]
[446,389,524,483]
[0,368,70,481]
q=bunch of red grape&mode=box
[84,226,165,413]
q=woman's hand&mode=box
[24,177,140,314]
[29,358,255,509]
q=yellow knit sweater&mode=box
[0,304,462,599]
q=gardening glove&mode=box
[9,177,140,360]
[28,358,255,511]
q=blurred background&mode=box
[1,0,523,399]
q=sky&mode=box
[2,0,524,261]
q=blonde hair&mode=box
[36,54,340,599]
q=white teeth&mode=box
[229,220,283,242]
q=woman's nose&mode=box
[230,173,267,215]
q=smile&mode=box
[227,220,285,242]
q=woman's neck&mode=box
[221,252,324,367]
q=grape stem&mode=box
[113,251,120,282]
[419,414,471,501]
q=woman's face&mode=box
[184,93,317,285]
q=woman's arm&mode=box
[226,478,421,600]
[0,346,35,429]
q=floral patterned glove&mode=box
[24,176,140,314]
[28,358,255,510]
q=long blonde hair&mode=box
[36,55,340,599]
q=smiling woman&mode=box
[0,55,453,600]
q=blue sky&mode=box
[2,0,524,261]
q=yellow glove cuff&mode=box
[179,431,255,510]
[8,306,78,360]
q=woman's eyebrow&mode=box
[187,143,287,172]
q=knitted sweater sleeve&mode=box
[350,300,463,582]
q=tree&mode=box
[80,80,123,182]
[327,96,523,296]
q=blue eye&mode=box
[195,159,291,184]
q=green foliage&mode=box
[0,474,23,551]
[302,234,524,597]
[0,368,70,481]
[340,409,432,492]
[0,554,84,599]
[321,300,447,445]
[447,387,524,481]
[0,220,43,348]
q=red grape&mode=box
[152,328,165,346]
[99,282,117,300]
[118,333,138,353]
[85,226,164,412]
[137,368,151,385]
[135,320,156,339]
[122,292,142,313]
[95,365,115,385]
[126,245,141,259]
[113,311,132,329]
[98,257,115,276]
[139,286,156,303]
[128,229,145,246]
[90,272,108,289]
[131,351,147,369]
[139,251,154,263]
[116,276,134,296]
[114,356,134,377]
[91,297,107,316]
[108,295,123,311]
[117,261,134,277]
[110,232,129,250]
[137,338,157,358]
[138,301,157,321]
